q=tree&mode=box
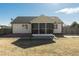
[70,21,79,34]
[70,21,79,28]
[63,21,79,35]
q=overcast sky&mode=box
[0,3,79,25]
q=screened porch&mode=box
[32,23,54,34]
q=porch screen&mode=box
[32,23,38,34]
[47,23,53,34]
[39,23,45,34]
[32,23,53,34]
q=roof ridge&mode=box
[16,16,38,17]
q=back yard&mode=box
[0,37,79,56]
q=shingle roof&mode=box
[11,16,37,24]
[50,16,63,24]
[11,16,63,24]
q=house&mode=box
[11,15,63,36]
[0,25,11,29]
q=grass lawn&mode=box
[0,37,79,56]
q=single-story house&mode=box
[11,15,63,36]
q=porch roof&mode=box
[31,16,63,24]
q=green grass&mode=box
[0,37,79,56]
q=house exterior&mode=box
[11,15,63,36]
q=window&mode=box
[54,24,58,29]
[22,24,28,29]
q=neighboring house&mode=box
[0,25,11,29]
[11,15,63,36]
